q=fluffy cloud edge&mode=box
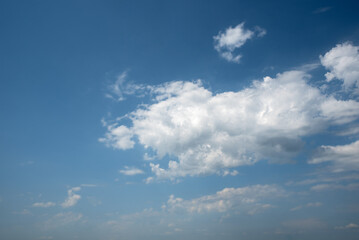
[213,22,266,63]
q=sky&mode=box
[1,0,359,239]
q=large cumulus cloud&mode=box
[101,68,359,180]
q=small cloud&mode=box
[106,71,128,101]
[33,202,56,208]
[119,166,144,176]
[320,42,359,94]
[214,22,266,63]
[290,202,322,211]
[335,223,359,230]
[290,205,303,211]
[99,125,135,150]
[61,187,81,208]
[145,177,154,184]
[223,170,239,176]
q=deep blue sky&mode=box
[1,1,359,239]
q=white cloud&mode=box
[223,170,239,176]
[101,69,359,180]
[119,166,144,176]
[335,223,359,230]
[99,125,135,150]
[32,202,56,208]
[320,42,359,93]
[164,184,284,214]
[309,140,359,172]
[61,187,81,208]
[214,22,266,63]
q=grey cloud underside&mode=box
[101,68,359,179]
[310,140,359,172]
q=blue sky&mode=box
[1,0,359,239]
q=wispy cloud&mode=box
[311,183,359,191]
[214,22,266,63]
[290,202,322,211]
[309,140,359,172]
[164,184,284,215]
[313,6,332,14]
[105,71,151,101]
[119,166,144,176]
[335,223,359,230]
[43,212,83,230]
[32,202,56,208]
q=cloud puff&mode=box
[320,42,359,93]
[164,184,284,214]
[309,140,359,172]
[214,23,266,63]
[101,69,359,180]
[99,125,135,150]
[119,166,144,176]
[61,187,81,208]
[32,202,56,208]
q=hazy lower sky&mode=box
[1,0,359,239]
